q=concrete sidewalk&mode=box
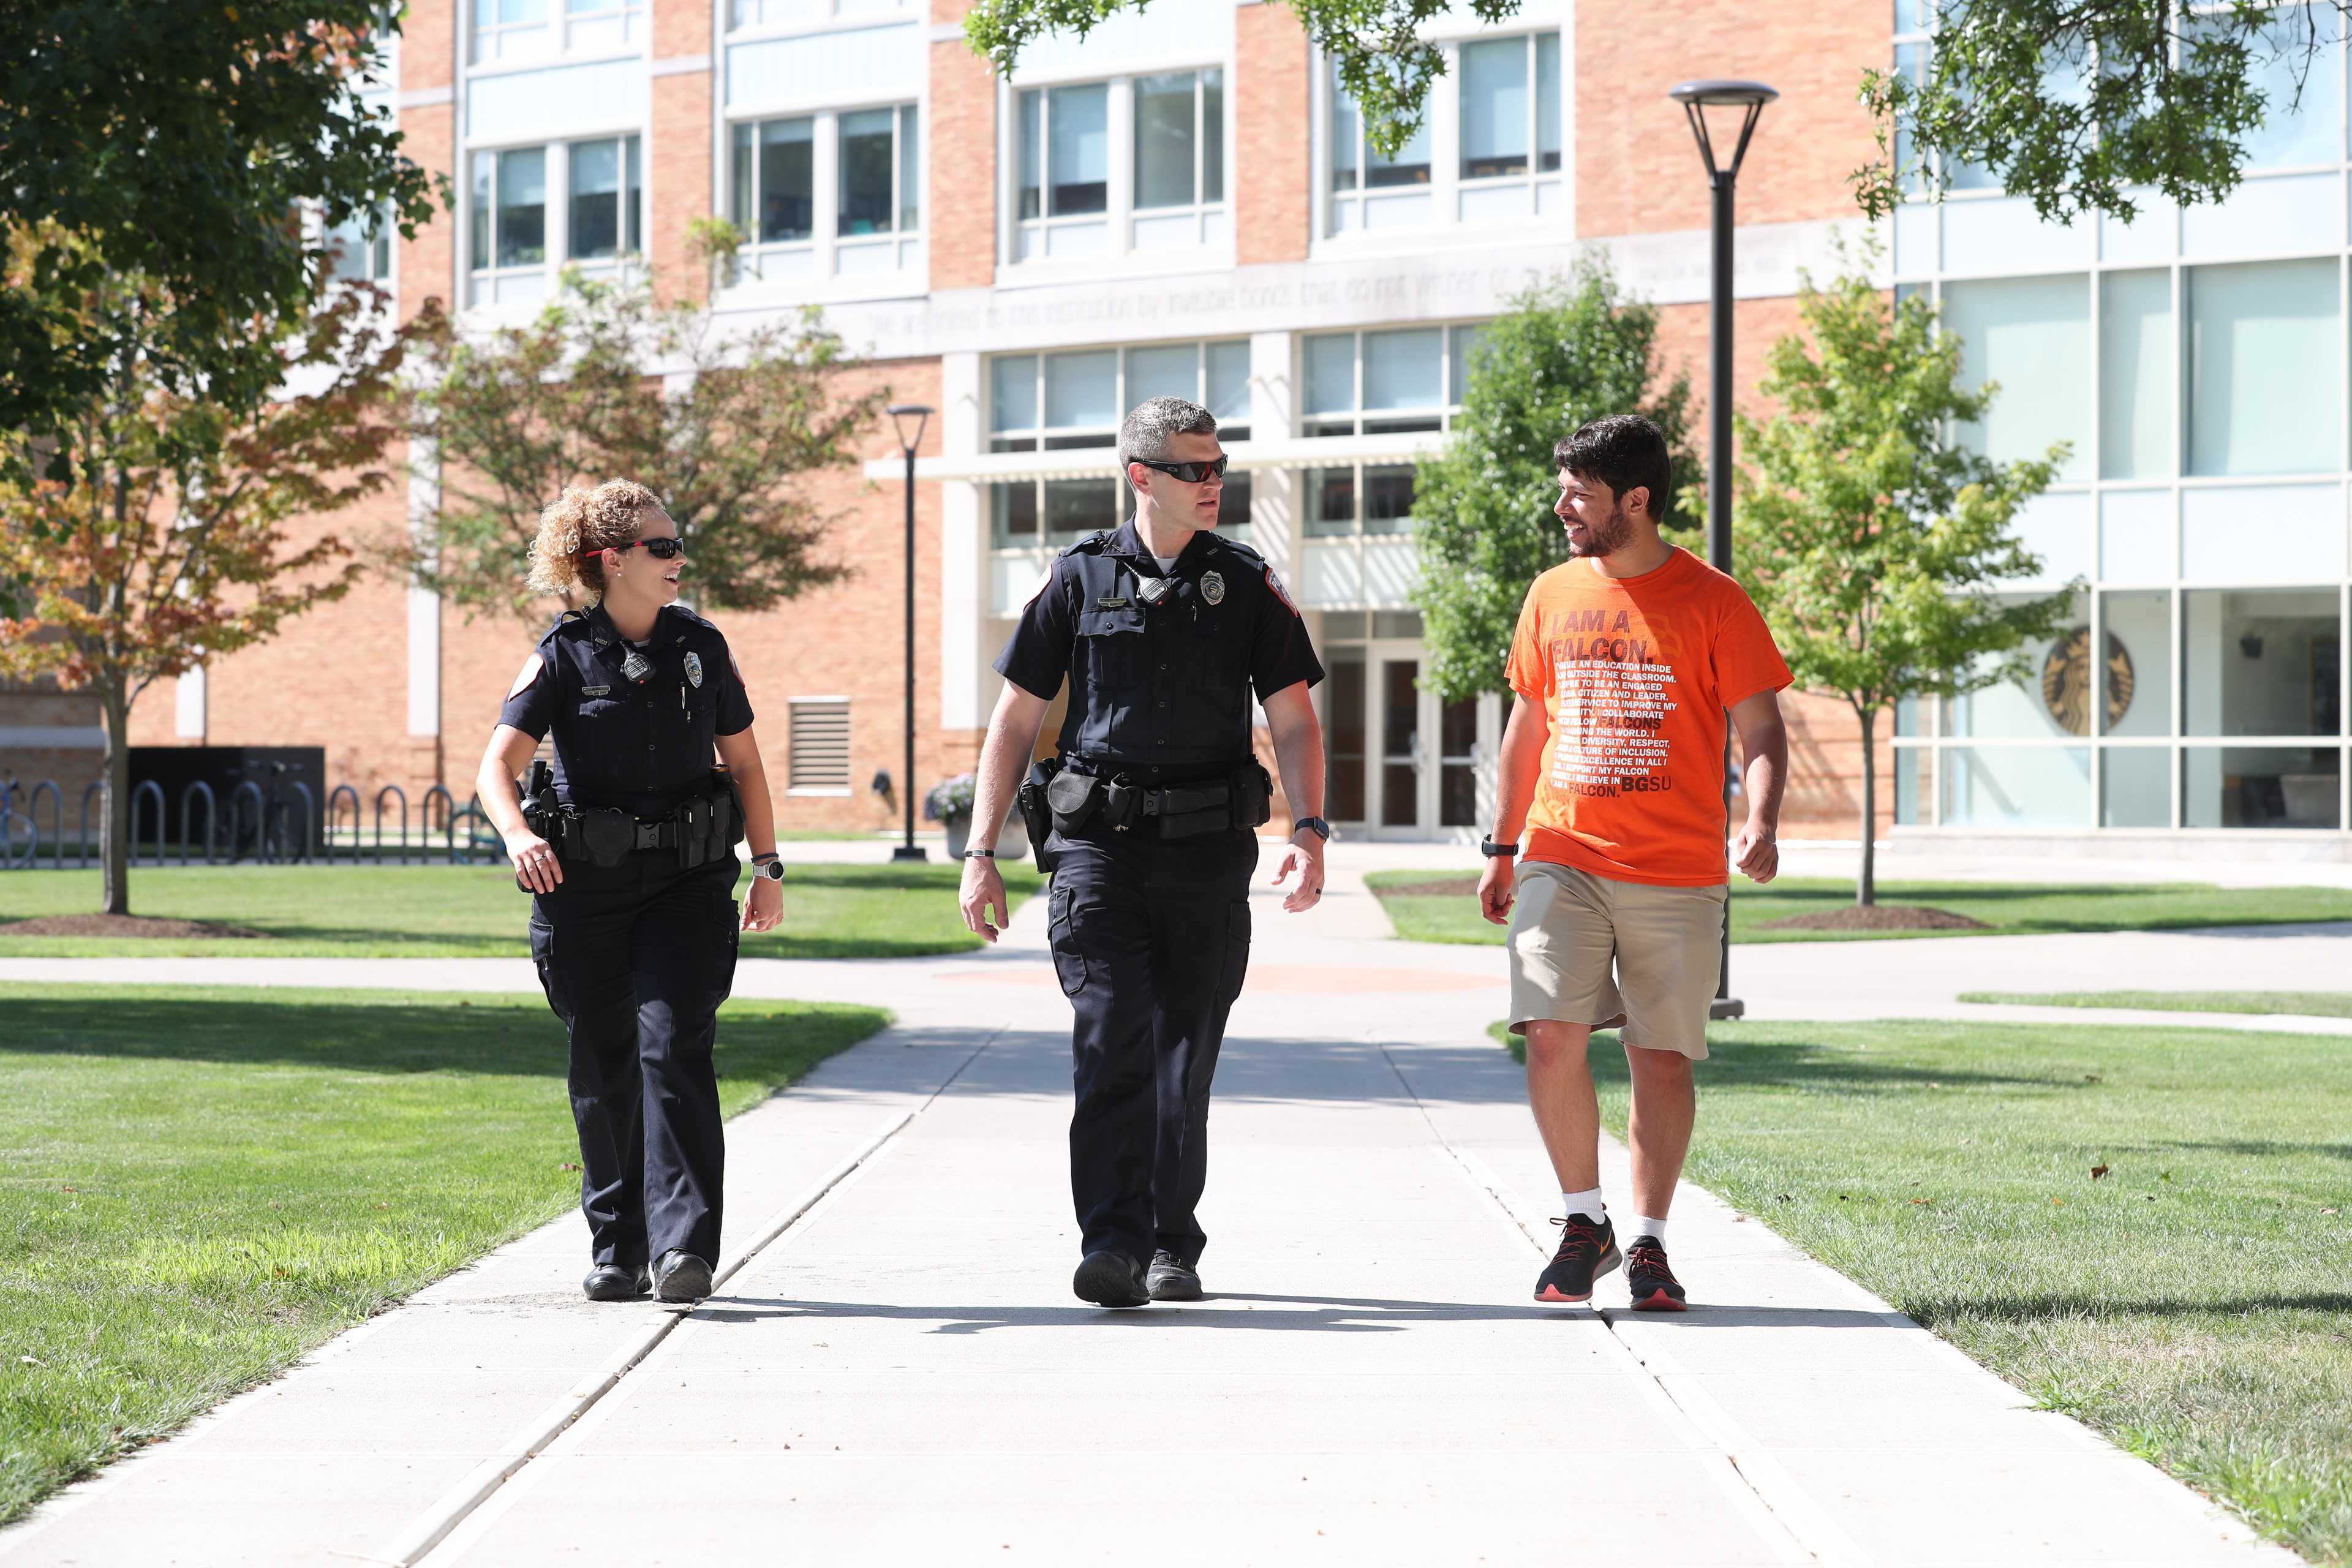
[0,870,2315,1566]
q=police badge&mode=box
[1200,570,1226,606]
[684,650,704,688]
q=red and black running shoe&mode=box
[1625,1235,1689,1311]
[1535,1213,1621,1303]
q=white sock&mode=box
[1630,1215,1668,1245]
[1561,1187,1606,1222]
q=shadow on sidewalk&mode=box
[691,1292,1923,1332]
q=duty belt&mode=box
[1031,756,1273,842]
[517,764,744,871]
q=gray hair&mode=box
[1118,396,1218,487]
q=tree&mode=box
[0,2,437,449]
[1856,2,2334,224]
[0,229,423,916]
[1410,261,1698,703]
[405,225,886,624]
[1722,268,2073,907]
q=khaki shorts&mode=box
[1505,861,1728,1060]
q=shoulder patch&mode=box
[1264,565,1301,617]
[506,652,545,699]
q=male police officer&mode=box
[958,395,1329,1308]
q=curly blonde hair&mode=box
[526,480,666,604]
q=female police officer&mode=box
[475,478,785,1305]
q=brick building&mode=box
[12,0,2350,855]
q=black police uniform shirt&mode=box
[500,602,754,818]
[993,521,1323,777]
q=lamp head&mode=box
[886,402,933,453]
[1667,79,1778,180]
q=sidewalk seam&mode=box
[375,1025,1002,1567]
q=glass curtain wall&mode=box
[1890,6,2352,834]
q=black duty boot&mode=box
[654,1250,714,1303]
[1072,1250,1150,1308]
[582,1262,650,1302]
[1145,1251,1204,1302]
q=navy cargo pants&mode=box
[1045,822,1258,1268]
[530,850,739,1270]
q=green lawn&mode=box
[1964,990,2352,1019]
[1372,870,2352,945]
[1491,1016,2352,1563]
[0,861,1039,959]
[0,983,889,1526]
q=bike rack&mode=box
[77,783,102,870]
[327,784,361,864]
[228,781,266,864]
[1,787,31,870]
[374,784,409,865]
[179,782,218,866]
[287,782,315,864]
[30,780,62,869]
[423,783,456,863]
[130,780,167,867]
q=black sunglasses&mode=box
[582,537,685,560]
[1133,454,1229,484]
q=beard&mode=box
[1565,501,1637,559]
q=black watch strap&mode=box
[1292,816,1330,841]
[1480,837,1520,857]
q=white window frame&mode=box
[471,0,647,66]
[998,66,1234,274]
[728,0,915,31]
[726,101,924,285]
[1313,25,1568,249]
[464,133,645,309]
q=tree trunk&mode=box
[100,680,131,916]
[1855,701,1878,908]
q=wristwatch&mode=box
[750,856,785,881]
[1480,837,1520,858]
[1292,816,1330,841]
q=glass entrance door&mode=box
[1323,642,1485,838]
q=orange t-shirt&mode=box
[1504,546,1792,887]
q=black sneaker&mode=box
[1535,1213,1622,1304]
[1072,1250,1150,1308]
[1625,1235,1689,1311]
[1145,1251,1203,1302]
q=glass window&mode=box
[1124,343,1199,404]
[475,0,640,61]
[2101,747,2173,827]
[1535,33,1561,172]
[1046,83,1109,216]
[2100,591,2173,736]
[2098,269,2172,480]
[2185,588,2341,736]
[1940,746,2092,827]
[1044,350,1118,430]
[473,146,547,269]
[1304,334,1357,421]
[2188,258,2342,476]
[1306,467,1359,537]
[1018,89,1044,220]
[1325,650,1368,820]
[989,354,1038,445]
[1134,72,1202,209]
[2210,3,2342,168]
[1329,75,1360,194]
[1363,328,1444,411]
[899,104,920,232]
[1460,37,1529,179]
[1206,339,1251,424]
[1330,64,1431,190]
[567,135,639,261]
[1893,746,1928,824]
[1363,465,1417,535]
[729,117,813,243]
[991,480,1039,541]
[839,109,897,235]
[327,203,392,282]
[1941,274,2091,481]
[1043,478,1118,540]
[2185,746,2342,827]
[1950,613,2075,737]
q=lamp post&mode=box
[886,402,933,863]
[1667,77,1776,1022]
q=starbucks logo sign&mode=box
[2041,627,2135,735]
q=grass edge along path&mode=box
[1487,1016,2352,1564]
[0,861,1039,960]
[0,984,891,1527]
[1372,871,2352,946]
[1963,990,2352,1020]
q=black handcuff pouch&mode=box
[1046,769,1104,832]
[576,809,635,867]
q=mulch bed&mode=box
[1757,905,1992,932]
[0,913,268,940]
[1374,878,1482,899]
